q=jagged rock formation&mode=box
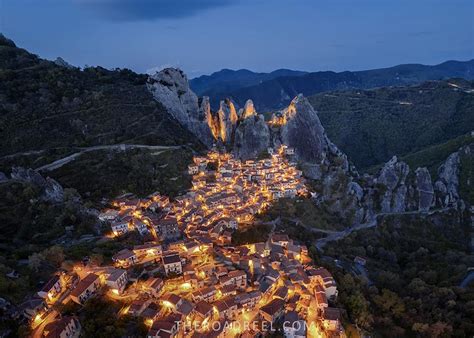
[279,94,334,164]
[233,114,270,160]
[376,156,410,213]
[434,151,461,207]
[415,167,434,212]
[10,167,64,203]
[148,68,215,147]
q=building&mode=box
[105,269,128,294]
[219,270,247,289]
[70,273,101,305]
[110,220,129,237]
[193,300,213,324]
[133,242,162,258]
[192,286,217,303]
[322,307,342,331]
[214,297,238,319]
[156,217,181,241]
[259,298,285,324]
[112,249,138,268]
[43,316,81,338]
[37,275,62,301]
[162,254,183,276]
[144,277,164,297]
[308,267,338,300]
[148,314,180,338]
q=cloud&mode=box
[76,0,238,21]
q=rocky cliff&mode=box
[147,68,215,147]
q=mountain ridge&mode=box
[193,59,474,110]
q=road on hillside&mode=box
[35,144,182,172]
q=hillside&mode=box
[197,60,474,110]
[0,34,202,160]
[308,79,474,170]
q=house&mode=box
[37,275,62,301]
[283,311,306,338]
[141,303,161,324]
[99,209,120,222]
[133,242,162,258]
[314,284,328,310]
[147,314,180,338]
[20,298,46,320]
[43,316,80,338]
[235,291,261,310]
[219,270,247,289]
[112,249,138,268]
[273,286,288,300]
[192,286,217,303]
[134,220,149,235]
[162,254,183,276]
[156,217,180,241]
[214,297,238,319]
[129,297,152,316]
[110,220,129,236]
[144,277,164,297]
[105,269,128,294]
[322,307,342,332]
[259,298,285,324]
[161,294,183,312]
[188,165,199,175]
[271,234,290,247]
[176,299,194,317]
[307,267,338,300]
[193,300,213,323]
[70,273,101,305]
[219,284,237,297]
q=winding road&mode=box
[35,144,182,172]
[315,207,451,250]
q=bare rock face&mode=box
[415,167,434,211]
[148,68,214,147]
[217,99,239,144]
[279,94,334,164]
[10,167,64,203]
[435,151,461,207]
[376,156,410,213]
[233,114,270,160]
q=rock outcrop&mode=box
[279,94,335,164]
[435,152,460,207]
[376,156,410,213]
[10,167,64,203]
[415,167,434,211]
[148,68,215,147]
[233,114,270,160]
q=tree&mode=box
[28,252,44,272]
[43,246,65,268]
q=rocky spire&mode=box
[241,99,256,119]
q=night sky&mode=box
[1,0,473,77]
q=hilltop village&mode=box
[25,146,345,338]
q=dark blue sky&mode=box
[1,0,473,77]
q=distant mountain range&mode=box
[190,68,307,97]
[191,60,474,110]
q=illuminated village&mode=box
[27,146,345,338]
